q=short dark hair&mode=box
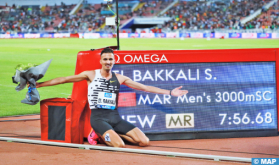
[101,48,114,56]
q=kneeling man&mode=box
[36,48,188,147]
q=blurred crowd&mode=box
[0,0,173,33]
[133,0,172,17]
[245,0,279,30]
[57,3,105,33]
[55,0,173,33]
[0,0,279,33]
[0,2,75,33]
[159,0,279,31]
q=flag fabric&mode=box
[118,92,136,107]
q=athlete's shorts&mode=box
[90,109,136,136]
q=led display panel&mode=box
[113,62,277,133]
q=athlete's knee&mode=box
[139,137,149,147]
[112,141,125,148]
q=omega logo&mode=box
[114,54,168,63]
[115,54,120,63]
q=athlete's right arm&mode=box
[36,71,91,88]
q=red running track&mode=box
[0,115,278,165]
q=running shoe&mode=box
[88,128,98,145]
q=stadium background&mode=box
[0,0,279,164]
[0,0,279,38]
[0,0,279,117]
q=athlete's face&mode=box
[100,53,115,71]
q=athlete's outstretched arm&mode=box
[121,75,188,96]
[36,71,90,88]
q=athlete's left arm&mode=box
[119,75,188,96]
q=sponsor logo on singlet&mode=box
[88,70,119,110]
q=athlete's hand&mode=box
[35,82,41,88]
[27,82,40,88]
[171,86,188,97]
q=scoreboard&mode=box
[72,48,279,140]
[113,62,276,133]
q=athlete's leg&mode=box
[118,134,138,145]
[100,129,125,148]
[123,127,150,147]
[113,119,149,147]
[90,114,125,147]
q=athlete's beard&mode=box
[103,64,113,71]
[103,67,112,73]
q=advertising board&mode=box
[119,33,129,38]
[0,32,279,39]
[10,34,24,38]
[140,33,155,38]
[54,33,70,38]
[272,33,279,39]
[257,33,272,38]
[24,33,40,38]
[83,33,100,39]
[0,34,10,38]
[203,33,215,38]
[40,33,54,38]
[128,33,140,38]
[166,33,179,38]
[242,33,257,39]
[190,32,203,38]
[100,33,113,38]
[180,33,191,38]
[229,33,242,38]
[215,33,229,38]
[155,33,166,38]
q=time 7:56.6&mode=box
[219,112,272,125]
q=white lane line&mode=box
[0,137,251,163]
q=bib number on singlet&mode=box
[97,92,116,110]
